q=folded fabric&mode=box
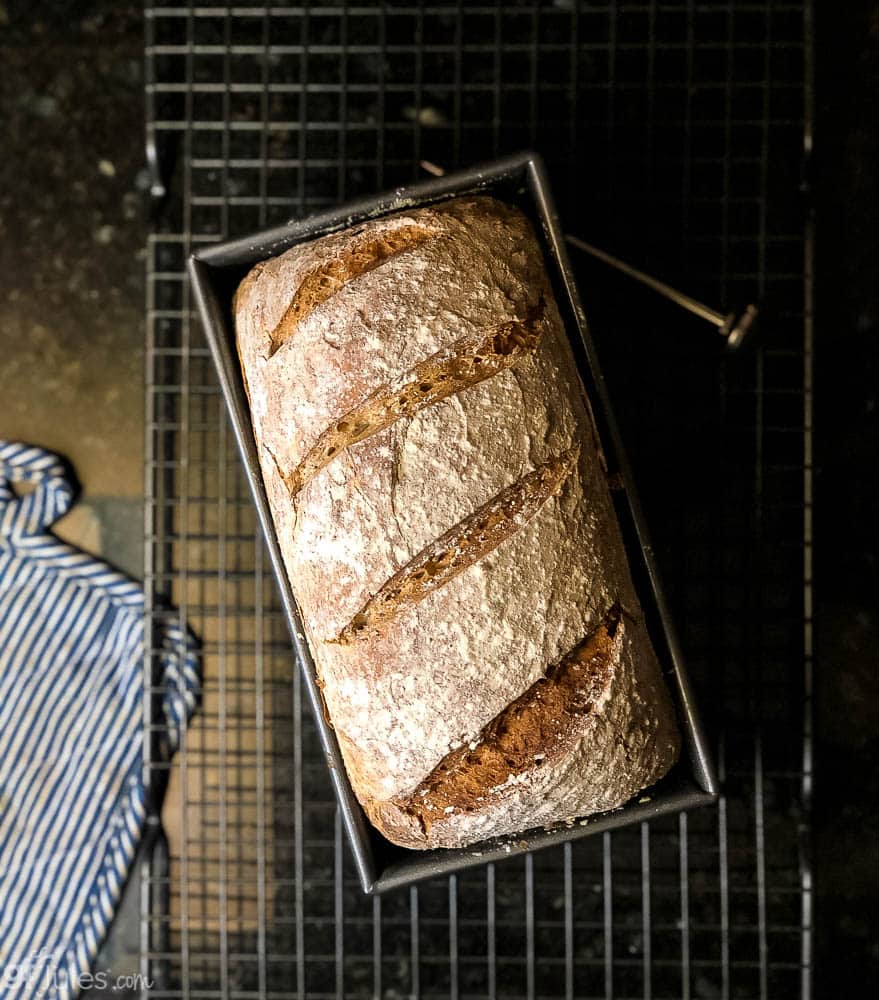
[0,442,199,1000]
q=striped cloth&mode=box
[0,442,198,999]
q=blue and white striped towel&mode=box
[0,442,199,999]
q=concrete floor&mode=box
[0,2,145,576]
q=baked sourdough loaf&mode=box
[234,196,681,849]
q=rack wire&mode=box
[142,2,813,997]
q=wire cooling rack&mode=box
[142,3,813,997]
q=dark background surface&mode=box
[813,0,879,991]
[0,0,877,994]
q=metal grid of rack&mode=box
[142,2,813,997]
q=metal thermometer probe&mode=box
[564,235,759,350]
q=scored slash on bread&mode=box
[279,297,548,498]
[331,445,579,644]
[267,224,434,357]
[394,604,623,834]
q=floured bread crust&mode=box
[234,196,681,849]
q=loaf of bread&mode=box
[234,196,680,849]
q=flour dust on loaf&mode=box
[234,195,681,849]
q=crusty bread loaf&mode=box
[234,196,680,849]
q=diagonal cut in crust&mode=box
[332,445,579,644]
[400,605,623,833]
[267,224,434,357]
[282,298,547,497]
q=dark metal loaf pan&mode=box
[189,150,718,895]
